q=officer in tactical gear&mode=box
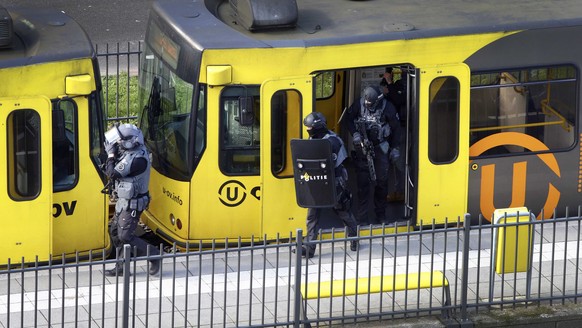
[103,123,161,276]
[345,86,401,225]
[380,69,406,203]
[297,112,359,259]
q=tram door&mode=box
[416,65,470,224]
[0,97,53,263]
[260,76,313,238]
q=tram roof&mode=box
[0,6,95,69]
[153,0,582,50]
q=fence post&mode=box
[122,244,131,328]
[460,214,471,324]
[293,229,304,328]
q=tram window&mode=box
[470,65,576,156]
[220,86,261,175]
[89,91,106,171]
[53,99,78,191]
[138,45,195,180]
[8,109,41,200]
[271,90,301,177]
[428,77,460,163]
[315,72,335,99]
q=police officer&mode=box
[103,123,161,276]
[298,112,359,258]
[345,86,401,224]
[380,70,406,203]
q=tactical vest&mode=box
[113,145,151,200]
[358,98,391,145]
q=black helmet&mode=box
[303,112,327,130]
[363,86,381,110]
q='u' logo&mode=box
[469,132,560,221]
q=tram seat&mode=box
[299,271,451,326]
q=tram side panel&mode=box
[465,26,582,221]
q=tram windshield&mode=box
[138,45,205,181]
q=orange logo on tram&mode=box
[469,132,560,221]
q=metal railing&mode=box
[96,42,142,125]
[1,209,582,327]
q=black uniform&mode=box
[345,87,401,224]
[304,128,359,257]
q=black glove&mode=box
[352,132,362,147]
[389,147,400,162]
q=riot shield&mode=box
[290,138,337,208]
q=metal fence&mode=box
[1,209,582,327]
[96,42,143,125]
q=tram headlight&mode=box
[170,213,176,225]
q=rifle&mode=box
[354,118,376,182]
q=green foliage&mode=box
[101,73,140,124]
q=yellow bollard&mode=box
[493,207,534,274]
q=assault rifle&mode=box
[354,118,376,182]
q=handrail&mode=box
[470,119,568,133]
[540,99,571,131]
[471,81,571,133]
[500,72,525,95]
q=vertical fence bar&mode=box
[331,230,338,325]
[236,237,241,326]
[171,244,177,328]
[61,255,66,326]
[34,257,39,327]
[460,214,471,321]
[197,241,203,328]
[248,238,254,326]
[122,245,131,328]
[183,243,190,328]
[75,252,80,325]
[211,239,216,327]
[224,238,229,327]
[576,206,582,304]
[274,234,280,325]
[287,232,293,324]
[293,229,304,328]
[475,215,483,313]
[261,235,267,326]
[19,259,24,325]
[417,224,423,318]
[550,212,557,305]
[561,208,569,305]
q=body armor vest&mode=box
[114,145,151,200]
[358,98,391,145]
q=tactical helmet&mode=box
[303,112,327,130]
[116,123,144,149]
[363,86,381,110]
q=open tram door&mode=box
[260,76,314,238]
[0,97,53,264]
[415,64,470,225]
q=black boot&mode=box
[149,260,161,276]
[350,240,359,252]
[293,246,315,259]
[104,266,125,277]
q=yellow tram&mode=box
[137,0,582,247]
[0,6,110,264]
